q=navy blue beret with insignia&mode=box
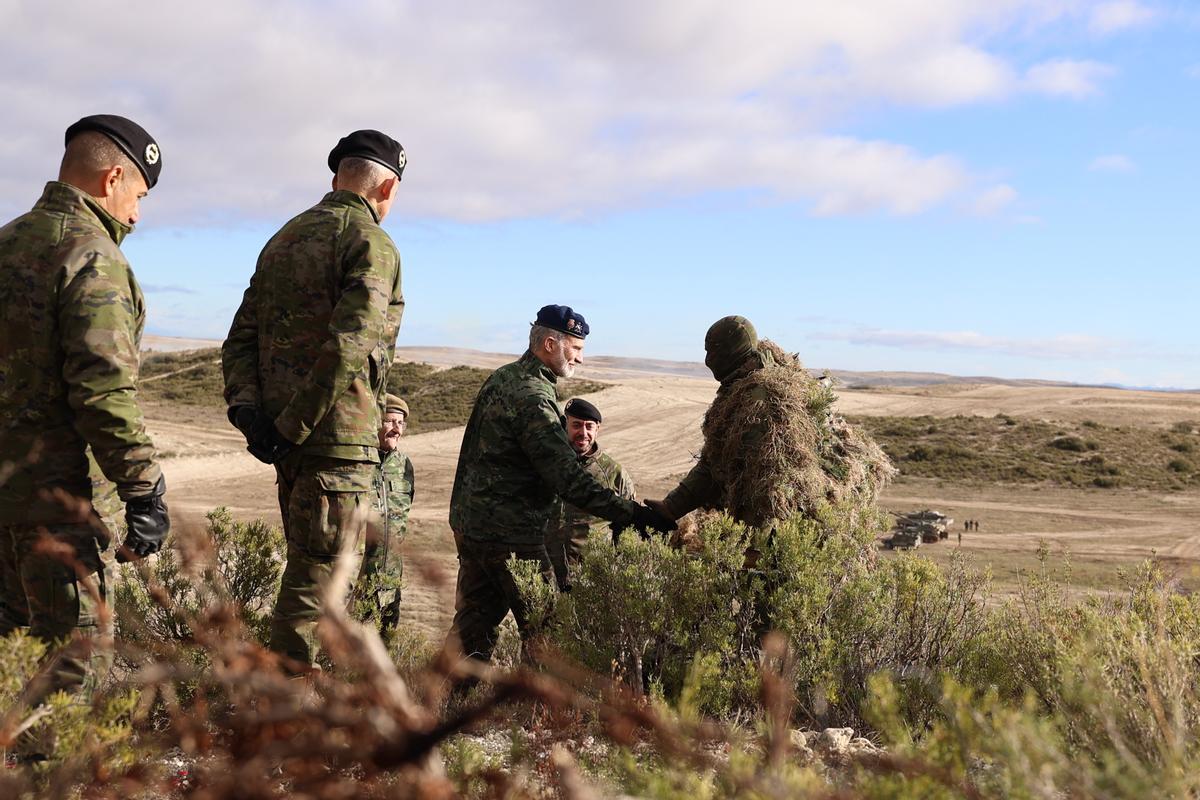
[534,304,589,339]
[564,397,602,424]
[328,129,406,180]
[65,114,162,189]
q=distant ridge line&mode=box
[139,336,1193,392]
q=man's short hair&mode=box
[60,131,137,177]
[336,156,395,189]
[529,324,567,353]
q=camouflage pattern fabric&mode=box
[0,181,159,703]
[269,454,374,668]
[355,448,413,632]
[449,351,640,547]
[222,189,403,668]
[0,520,114,704]
[222,190,404,458]
[449,538,554,663]
[544,443,635,589]
[0,181,161,524]
[662,348,772,520]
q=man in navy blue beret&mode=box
[447,305,674,669]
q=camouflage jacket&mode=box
[662,352,772,521]
[449,351,641,545]
[222,191,403,458]
[373,447,414,552]
[0,182,161,524]
[545,444,635,543]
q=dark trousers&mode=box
[448,539,553,663]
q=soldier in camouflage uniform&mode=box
[354,393,413,637]
[544,397,636,590]
[222,130,406,671]
[648,315,767,523]
[0,115,171,702]
[447,305,674,664]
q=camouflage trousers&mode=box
[448,538,554,663]
[352,538,403,636]
[545,524,591,591]
[270,455,373,671]
[0,518,113,705]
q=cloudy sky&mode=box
[3,0,1197,387]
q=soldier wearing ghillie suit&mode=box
[0,115,171,704]
[648,316,893,529]
[222,130,406,671]
[354,394,414,637]
[544,398,636,590]
[447,305,675,665]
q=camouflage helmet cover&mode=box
[704,315,758,382]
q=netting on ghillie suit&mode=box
[700,340,895,527]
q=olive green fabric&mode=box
[703,315,758,383]
[0,519,113,704]
[448,539,554,663]
[269,455,373,669]
[222,190,404,459]
[356,448,413,632]
[544,444,635,589]
[449,351,640,546]
[0,182,162,525]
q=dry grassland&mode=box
[143,341,1200,636]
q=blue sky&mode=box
[3,1,1198,387]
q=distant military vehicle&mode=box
[886,510,953,548]
[884,528,922,550]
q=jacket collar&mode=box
[36,181,133,246]
[323,189,381,224]
[518,350,558,385]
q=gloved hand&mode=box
[629,501,677,538]
[118,475,170,563]
[229,405,294,464]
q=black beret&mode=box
[328,129,406,180]
[564,397,602,424]
[65,114,162,189]
[534,304,589,338]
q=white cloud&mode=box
[1025,59,1115,98]
[1089,154,1137,173]
[1188,64,1200,80]
[970,184,1019,216]
[0,1,1134,224]
[813,327,1133,360]
[1088,1,1157,35]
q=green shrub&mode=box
[1170,441,1194,453]
[113,507,284,649]
[1168,459,1192,474]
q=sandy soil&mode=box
[150,349,1200,636]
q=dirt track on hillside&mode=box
[151,356,1200,636]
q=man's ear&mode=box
[331,175,339,191]
[101,165,124,198]
[382,175,399,201]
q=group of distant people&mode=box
[963,519,981,532]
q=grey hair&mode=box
[529,324,567,353]
[335,156,395,191]
[60,131,137,178]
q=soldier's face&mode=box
[547,335,585,378]
[107,166,148,226]
[566,417,599,454]
[379,411,407,452]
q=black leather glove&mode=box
[119,475,170,563]
[627,502,677,539]
[229,405,294,464]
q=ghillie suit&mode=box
[662,317,894,529]
[702,340,893,527]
